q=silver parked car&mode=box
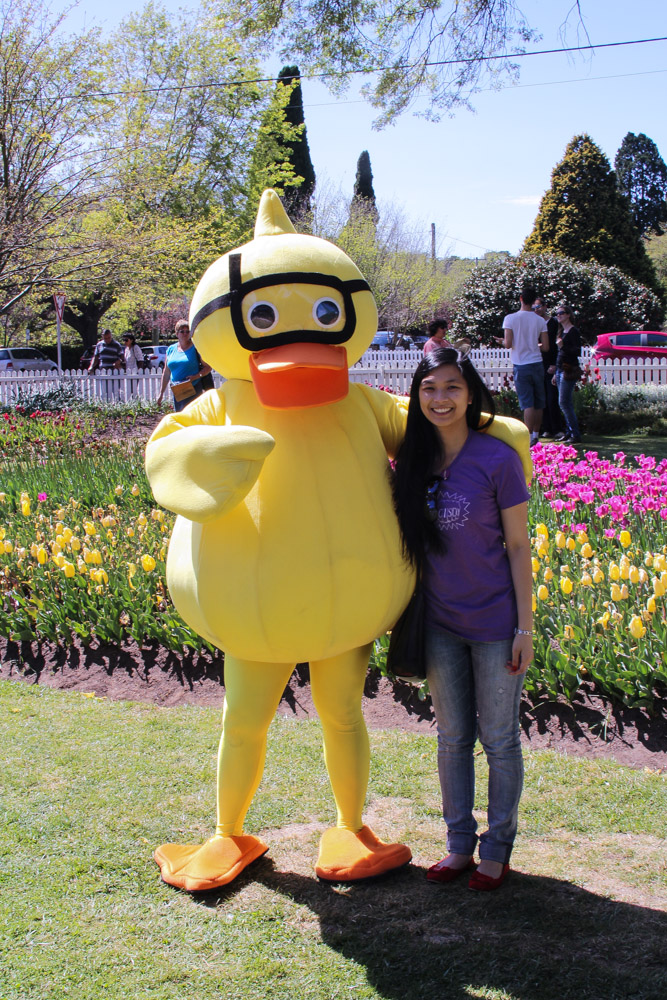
[0,348,58,372]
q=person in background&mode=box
[498,286,549,448]
[553,305,582,444]
[87,328,124,401]
[423,319,454,355]
[122,332,146,401]
[533,297,563,439]
[156,319,212,412]
[392,347,532,891]
[87,329,124,374]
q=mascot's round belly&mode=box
[165,385,415,663]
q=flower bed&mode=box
[0,414,665,709]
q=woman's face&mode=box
[177,325,192,347]
[418,364,471,432]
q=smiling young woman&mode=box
[392,347,533,891]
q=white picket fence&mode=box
[0,349,666,404]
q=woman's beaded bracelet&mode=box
[514,628,533,636]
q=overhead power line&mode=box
[47,34,667,101]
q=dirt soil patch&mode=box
[1,638,665,772]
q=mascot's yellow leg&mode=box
[154,656,294,892]
[310,644,412,882]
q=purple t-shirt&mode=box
[423,430,530,642]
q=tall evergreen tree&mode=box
[615,132,667,235]
[350,151,379,224]
[275,65,316,219]
[524,134,658,290]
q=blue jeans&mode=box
[425,627,524,864]
[555,371,581,439]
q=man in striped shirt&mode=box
[87,329,124,373]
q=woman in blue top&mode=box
[157,319,213,412]
[392,347,533,891]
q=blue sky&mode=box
[57,1,667,258]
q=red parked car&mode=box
[591,331,667,360]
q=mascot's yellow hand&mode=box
[146,424,275,522]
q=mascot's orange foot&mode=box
[154,834,269,892]
[315,825,412,882]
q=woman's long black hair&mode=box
[392,347,496,568]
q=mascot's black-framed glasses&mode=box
[190,252,371,351]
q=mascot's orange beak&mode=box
[249,343,349,409]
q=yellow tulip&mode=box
[91,549,102,565]
[115,485,124,496]
[555,531,566,549]
[576,530,588,544]
[580,543,593,559]
[596,612,610,629]
[71,537,81,552]
[620,584,629,600]
[131,484,140,496]
[62,561,75,578]
[619,530,631,548]
[661,571,667,588]
[137,513,148,527]
[0,527,5,541]
[3,539,12,553]
[629,566,639,584]
[592,567,604,584]
[21,499,31,517]
[581,572,592,587]
[537,584,548,601]
[141,554,156,572]
[531,557,540,574]
[544,567,554,582]
[654,554,666,572]
[0,492,6,503]
[536,523,549,539]
[629,615,646,639]
[37,546,47,565]
[609,563,620,581]
[53,554,65,568]
[644,552,654,567]
[77,558,87,575]
[563,624,575,639]
[566,537,575,551]
[560,577,573,595]
[653,577,665,597]
[127,527,135,538]
[647,596,656,613]
[638,568,648,584]
[536,542,548,559]
[531,593,536,612]
[610,583,622,601]
[83,521,96,536]
[83,547,95,565]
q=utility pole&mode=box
[431,223,436,261]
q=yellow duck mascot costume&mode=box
[146,190,531,892]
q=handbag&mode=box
[171,379,197,402]
[194,348,215,391]
[386,580,426,680]
[561,361,582,382]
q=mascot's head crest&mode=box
[189,189,378,406]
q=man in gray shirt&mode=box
[500,286,548,447]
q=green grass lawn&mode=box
[571,433,667,462]
[1,681,666,1000]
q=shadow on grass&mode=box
[196,859,667,1000]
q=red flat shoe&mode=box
[427,857,476,884]
[468,863,510,891]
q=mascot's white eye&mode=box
[313,298,341,327]
[248,301,278,331]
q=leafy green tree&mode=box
[451,252,664,345]
[524,135,659,291]
[615,132,667,235]
[230,1,586,124]
[0,0,107,316]
[645,230,667,301]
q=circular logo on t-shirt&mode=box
[436,489,470,531]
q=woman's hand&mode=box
[506,633,533,675]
